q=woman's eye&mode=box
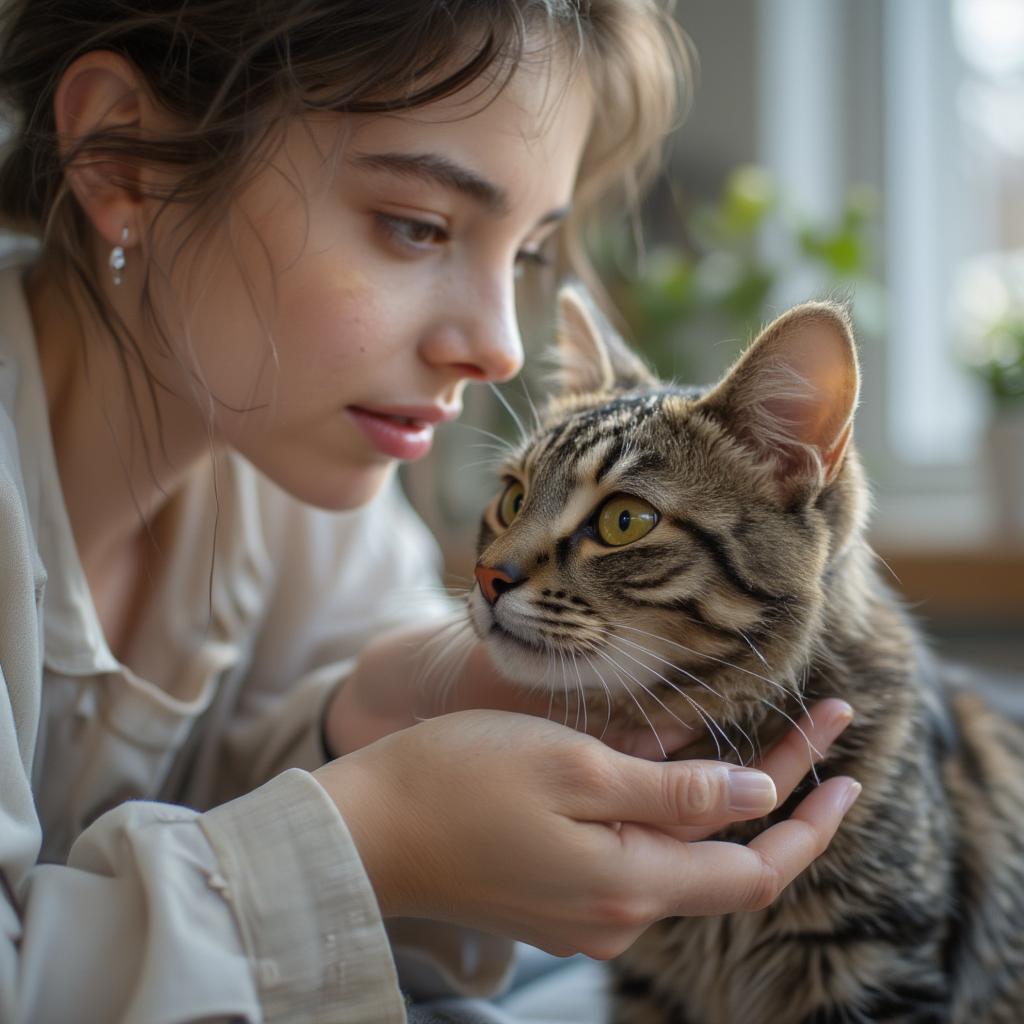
[596,495,659,546]
[498,480,526,527]
[376,213,449,251]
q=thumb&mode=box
[575,755,778,827]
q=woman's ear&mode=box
[54,51,150,248]
[698,302,860,496]
[552,281,657,395]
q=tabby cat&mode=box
[467,284,1024,1024]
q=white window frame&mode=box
[755,0,991,547]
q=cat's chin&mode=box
[480,628,574,689]
[470,591,675,695]
[475,621,644,695]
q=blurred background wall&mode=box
[405,0,1024,686]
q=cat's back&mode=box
[943,687,1024,1023]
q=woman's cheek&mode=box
[277,267,392,376]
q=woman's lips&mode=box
[347,406,437,460]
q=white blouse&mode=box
[0,238,513,1023]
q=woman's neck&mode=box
[25,261,219,574]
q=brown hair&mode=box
[0,0,691,428]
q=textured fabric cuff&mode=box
[199,768,406,1024]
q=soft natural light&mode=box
[954,0,1024,79]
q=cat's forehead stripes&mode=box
[530,391,671,477]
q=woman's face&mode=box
[153,58,593,510]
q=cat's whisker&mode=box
[412,614,469,681]
[557,647,573,729]
[596,626,730,704]
[600,638,742,764]
[738,628,772,671]
[459,458,510,474]
[488,381,529,445]
[591,647,671,760]
[758,695,823,783]
[608,620,809,719]
[518,373,544,435]
[451,420,517,453]
[870,545,902,584]
[466,441,514,453]
[594,644,734,763]
[556,645,578,732]
[578,648,615,741]
[594,626,751,757]
[569,648,601,738]
[562,644,588,735]
[413,617,477,719]
[429,623,476,715]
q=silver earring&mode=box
[109,227,129,286]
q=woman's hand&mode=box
[313,701,858,959]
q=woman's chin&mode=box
[252,454,397,512]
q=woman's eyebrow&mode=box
[353,150,510,213]
[351,150,571,226]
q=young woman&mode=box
[0,2,860,1021]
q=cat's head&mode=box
[470,283,867,733]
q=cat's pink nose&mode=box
[475,564,519,605]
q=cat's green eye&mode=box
[498,480,526,527]
[596,495,659,546]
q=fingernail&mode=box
[814,702,854,761]
[839,780,862,815]
[828,702,854,734]
[728,767,777,813]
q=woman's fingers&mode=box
[757,699,853,800]
[573,753,779,827]
[653,699,854,842]
[660,775,861,917]
[582,699,855,833]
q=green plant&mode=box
[596,165,878,380]
[967,313,1024,410]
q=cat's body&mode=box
[469,288,1024,1023]
[614,570,1024,1024]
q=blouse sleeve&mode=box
[0,425,407,1022]
[201,473,517,1004]
[4,758,409,1023]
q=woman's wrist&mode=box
[321,633,427,758]
[320,675,349,761]
[322,664,376,759]
[313,736,419,919]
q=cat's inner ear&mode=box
[554,283,656,395]
[700,302,860,492]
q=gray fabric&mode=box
[409,949,610,1024]
[408,1003,520,1024]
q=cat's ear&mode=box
[553,282,657,395]
[699,302,860,493]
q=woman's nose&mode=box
[420,280,524,383]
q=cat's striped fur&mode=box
[469,285,1024,1023]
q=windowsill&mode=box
[868,488,1002,552]
[868,489,1024,621]
[872,545,1024,621]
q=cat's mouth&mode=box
[472,592,672,696]
[472,593,601,688]
[487,619,556,656]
